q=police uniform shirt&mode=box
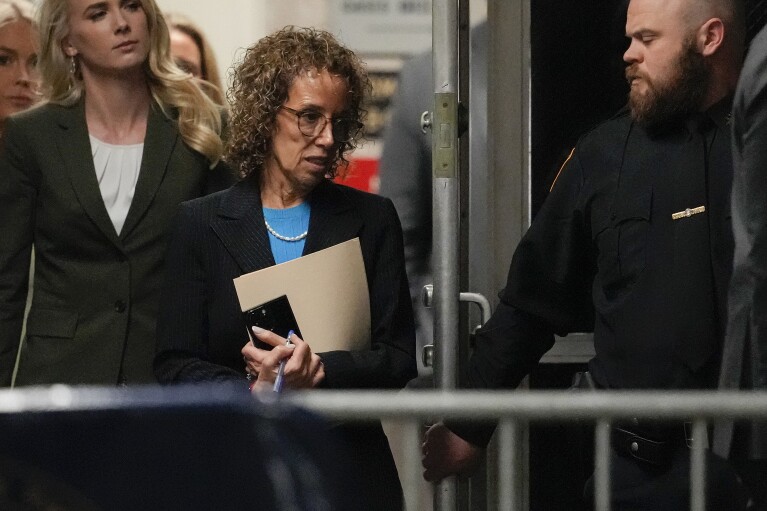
[450,100,734,447]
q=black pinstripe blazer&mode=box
[154,178,417,389]
[154,177,416,509]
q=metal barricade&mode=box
[2,386,763,510]
[287,389,767,511]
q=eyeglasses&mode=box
[280,105,362,142]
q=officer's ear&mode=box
[696,18,725,57]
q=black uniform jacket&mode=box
[0,99,233,386]
[452,106,734,447]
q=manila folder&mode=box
[233,238,370,352]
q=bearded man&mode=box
[421,0,751,508]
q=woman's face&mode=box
[63,0,150,79]
[264,69,349,196]
[169,28,201,78]
[0,19,39,121]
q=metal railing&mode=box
[286,389,767,511]
[2,386,764,510]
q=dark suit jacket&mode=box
[154,178,417,389]
[714,25,767,460]
[153,178,416,510]
[0,99,233,386]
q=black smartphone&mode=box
[243,295,303,349]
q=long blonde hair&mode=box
[37,0,222,164]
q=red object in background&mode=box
[336,157,380,194]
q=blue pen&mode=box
[273,330,294,393]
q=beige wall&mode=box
[154,0,330,90]
[154,0,486,91]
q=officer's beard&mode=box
[625,37,710,128]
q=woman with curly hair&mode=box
[0,0,233,387]
[154,26,416,509]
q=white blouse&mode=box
[89,135,144,236]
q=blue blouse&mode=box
[263,202,311,264]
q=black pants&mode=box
[584,445,750,511]
[329,422,403,511]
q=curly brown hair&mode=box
[225,26,370,180]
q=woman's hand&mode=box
[241,341,273,378]
[243,340,294,392]
[241,327,325,391]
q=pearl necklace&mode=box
[264,219,308,242]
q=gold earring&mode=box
[69,56,76,76]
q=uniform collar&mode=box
[704,94,733,130]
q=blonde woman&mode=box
[0,0,40,135]
[0,0,233,387]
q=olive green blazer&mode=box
[0,98,233,386]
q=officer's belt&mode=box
[611,422,693,466]
[571,372,701,466]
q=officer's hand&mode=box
[422,422,481,482]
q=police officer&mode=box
[422,0,749,508]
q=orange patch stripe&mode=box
[550,147,575,192]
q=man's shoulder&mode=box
[568,108,634,171]
[578,108,633,149]
[737,26,767,105]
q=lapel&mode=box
[211,179,363,274]
[55,98,122,249]
[120,103,178,239]
[211,179,275,273]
